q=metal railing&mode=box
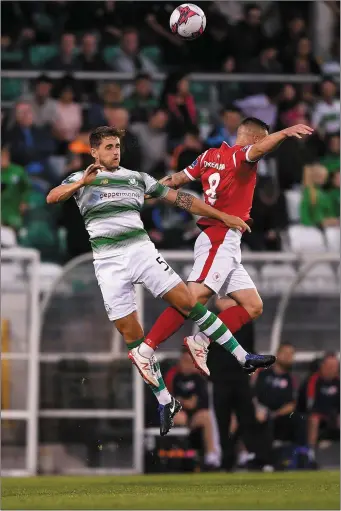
[2,70,334,83]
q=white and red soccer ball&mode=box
[170,3,206,40]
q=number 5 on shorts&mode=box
[156,256,169,271]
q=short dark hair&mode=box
[278,342,295,352]
[89,126,125,148]
[135,72,151,82]
[221,105,242,116]
[239,117,270,132]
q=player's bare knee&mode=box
[246,297,263,319]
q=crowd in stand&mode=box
[146,343,339,471]
[1,1,340,262]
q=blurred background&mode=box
[1,0,340,476]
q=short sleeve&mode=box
[232,145,259,166]
[183,150,209,180]
[61,171,84,185]
[141,172,169,198]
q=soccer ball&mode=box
[170,3,206,40]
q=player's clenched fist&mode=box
[81,164,104,185]
[283,124,314,139]
[220,214,251,232]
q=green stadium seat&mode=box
[141,46,161,66]
[29,45,58,67]
[1,78,22,101]
[103,46,120,66]
[190,82,210,104]
[2,49,24,66]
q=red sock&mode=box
[218,305,252,334]
[145,305,252,350]
[145,307,185,350]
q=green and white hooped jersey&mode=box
[62,166,169,258]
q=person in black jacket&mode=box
[207,299,273,471]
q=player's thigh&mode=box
[131,241,183,301]
[222,265,263,317]
[93,255,137,321]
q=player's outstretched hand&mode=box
[221,214,251,232]
[283,124,314,139]
[82,163,103,185]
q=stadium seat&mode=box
[260,263,296,295]
[1,78,22,101]
[190,82,211,104]
[288,225,326,253]
[103,46,120,66]
[299,263,337,294]
[285,189,301,223]
[243,264,260,288]
[325,227,340,252]
[141,46,161,66]
[1,262,22,287]
[29,45,58,67]
[1,226,17,247]
[2,49,24,66]
[30,263,63,294]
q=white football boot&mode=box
[184,334,210,377]
[128,348,159,387]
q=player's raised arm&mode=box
[247,124,314,162]
[163,189,251,232]
[46,164,102,204]
[159,151,209,189]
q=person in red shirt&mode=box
[145,118,313,375]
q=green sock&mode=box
[127,338,171,405]
[189,302,248,364]
[126,337,144,350]
[148,359,172,405]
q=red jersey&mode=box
[183,142,259,228]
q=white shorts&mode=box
[94,241,182,321]
[188,226,256,298]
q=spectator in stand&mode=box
[321,133,340,174]
[9,75,57,130]
[165,349,220,469]
[235,86,278,130]
[298,353,340,465]
[243,43,282,95]
[312,79,340,137]
[276,84,298,129]
[87,82,123,129]
[300,164,339,228]
[144,1,188,69]
[52,80,83,154]
[76,33,108,71]
[253,343,305,447]
[233,4,267,66]
[44,33,79,71]
[285,36,321,74]
[112,28,158,74]
[328,170,340,220]
[6,101,56,179]
[105,106,141,169]
[218,56,242,105]
[206,106,242,148]
[124,73,158,124]
[245,174,289,251]
[278,16,307,65]
[60,153,92,261]
[160,72,198,149]
[94,1,125,45]
[1,146,30,231]
[171,127,203,171]
[322,38,340,76]
[131,108,168,174]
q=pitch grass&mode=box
[2,470,340,510]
